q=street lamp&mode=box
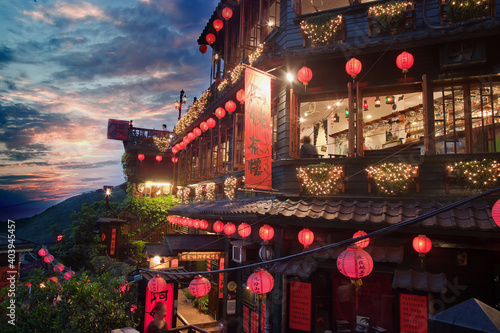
[103,185,113,210]
[175,90,188,120]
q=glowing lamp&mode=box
[175,143,181,151]
[345,58,362,80]
[187,132,195,141]
[396,51,414,74]
[225,100,237,113]
[492,199,500,227]
[206,33,215,45]
[222,7,233,20]
[138,154,145,161]
[353,230,369,248]
[238,223,251,238]
[213,19,223,32]
[155,155,162,162]
[43,254,54,264]
[148,275,167,293]
[298,228,314,248]
[171,157,178,163]
[53,263,65,273]
[224,222,236,236]
[207,118,216,128]
[363,100,368,111]
[215,107,226,119]
[297,66,313,86]
[179,142,186,149]
[193,127,202,137]
[172,147,178,154]
[200,121,209,132]
[189,275,211,297]
[64,270,75,280]
[200,220,209,230]
[193,219,200,229]
[247,268,274,294]
[187,218,194,228]
[38,247,48,257]
[183,136,191,145]
[236,89,245,104]
[199,45,208,54]
[413,235,432,255]
[337,245,373,280]
[213,220,224,233]
[259,224,274,242]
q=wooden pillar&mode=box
[463,83,473,153]
[356,83,364,157]
[348,82,355,157]
[422,74,435,155]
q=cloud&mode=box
[81,177,105,182]
[57,160,119,170]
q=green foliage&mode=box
[120,194,178,229]
[447,0,489,21]
[449,159,499,192]
[367,162,415,195]
[121,152,137,181]
[193,293,209,314]
[302,13,342,43]
[131,240,147,266]
[297,163,343,195]
[371,1,411,33]
[183,287,196,300]
[90,256,135,277]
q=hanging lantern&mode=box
[345,58,362,80]
[215,107,226,119]
[193,219,201,229]
[171,146,178,154]
[38,247,48,257]
[297,66,313,87]
[200,219,209,230]
[238,223,252,238]
[413,235,432,255]
[171,157,178,163]
[199,44,208,54]
[298,228,314,249]
[193,127,202,137]
[207,118,217,128]
[259,245,275,261]
[200,121,209,132]
[247,268,274,294]
[187,218,194,228]
[396,51,414,75]
[236,89,245,105]
[222,7,233,20]
[363,100,369,111]
[353,230,369,248]
[187,132,196,141]
[53,263,65,273]
[63,270,75,280]
[148,275,167,293]
[189,275,211,297]
[492,199,500,227]
[224,222,236,236]
[183,136,191,145]
[206,33,215,45]
[213,220,224,233]
[179,141,186,149]
[225,100,237,113]
[175,143,181,151]
[259,224,274,242]
[337,245,373,280]
[43,254,54,263]
[213,19,224,32]
[138,154,145,161]
[155,155,163,162]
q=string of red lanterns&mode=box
[206,33,215,45]
[155,155,162,162]
[222,7,233,20]
[213,220,224,233]
[199,45,207,54]
[214,107,226,119]
[236,89,245,105]
[352,230,369,248]
[259,224,274,243]
[238,223,252,238]
[225,100,237,114]
[224,222,236,236]
[213,19,223,32]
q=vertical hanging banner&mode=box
[245,68,272,190]
[144,282,174,332]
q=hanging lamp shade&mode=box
[238,223,252,238]
[38,247,48,257]
[337,245,374,280]
[247,268,274,294]
[200,121,209,132]
[413,235,432,255]
[222,7,233,20]
[179,142,186,149]
[193,127,202,137]
[236,89,245,104]
[171,146,178,154]
[213,220,224,233]
[297,66,313,86]
[225,100,237,113]
[353,230,369,248]
[148,275,168,293]
[171,156,178,163]
[259,224,274,242]
[345,58,362,79]
[215,107,226,119]
[64,270,75,280]
[199,44,208,54]
[187,132,196,141]
[206,33,215,45]
[259,245,275,261]
[298,228,314,248]
[155,155,162,162]
[189,275,211,297]
[200,219,209,230]
[138,154,145,161]
[213,19,223,32]
[43,254,54,263]
[207,118,217,128]
[224,222,236,236]
[396,51,414,74]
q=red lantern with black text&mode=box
[337,245,373,280]
[396,51,414,74]
[200,121,209,132]
[225,100,236,113]
[222,7,233,20]
[259,224,274,242]
[215,107,226,119]
[238,223,251,238]
[189,275,211,297]
[199,44,208,54]
[187,132,195,141]
[346,58,362,80]
[206,33,215,45]
[213,19,223,32]
[224,222,236,236]
[148,275,167,293]
[213,221,224,233]
[138,154,145,161]
[353,230,369,248]
[193,127,202,137]
[155,155,162,162]
[298,228,314,248]
[413,235,432,255]
[207,118,216,128]
[247,268,274,294]
[236,89,245,104]
[297,66,313,87]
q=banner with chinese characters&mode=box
[244,68,272,190]
[144,282,174,332]
[289,281,311,331]
[178,252,221,261]
[400,293,427,333]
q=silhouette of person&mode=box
[300,136,318,158]
[147,302,168,333]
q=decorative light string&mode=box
[177,187,191,203]
[297,164,344,195]
[447,159,499,190]
[205,182,216,201]
[301,13,343,44]
[366,162,417,195]
[224,176,238,200]
[153,136,171,153]
[195,185,204,201]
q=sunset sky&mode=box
[0,0,217,220]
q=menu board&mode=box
[289,281,311,331]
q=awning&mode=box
[144,234,225,257]
[392,269,447,293]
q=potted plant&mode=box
[446,0,489,22]
[369,1,412,34]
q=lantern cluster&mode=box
[37,246,76,280]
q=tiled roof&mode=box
[169,198,497,231]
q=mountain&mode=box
[5,185,127,245]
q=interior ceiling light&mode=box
[386,95,395,104]
[375,96,381,107]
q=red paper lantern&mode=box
[193,219,201,229]
[187,132,196,141]
[64,270,75,280]
[187,218,194,228]
[53,263,65,273]
[224,222,236,236]
[171,157,178,163]
[171,146,178,154]
[413,235,432,255]
[396,51,414,74]
[179,142,186,149]
[200,220,209,230]
[238,223,251,238]
[353,230,369,248]
[200,121,209,132]
[213,19,223,32]
[345,58,362,79]
[247,268,274,294]
[298,228,314,248]
[297,66,313,86]
[213,220,224,233]
[236,89,245,104]
[183,136,191,145]
[222,7,233,20]
[138,154,145,161]
[225,100,237,113]
[148,275,167,293]
[193,127,202,137]
[43,254,54,263]
[175,143,181,151]
[206,33,215,45]
[337,245,373,279]
[492,199,500,227]
[189,275,211,297]
[155,155,162,162]
[207,118,216,128]
[215,107,226,119]
[259,224,274,242]
[38,247,47,257]
[199,44,208,54]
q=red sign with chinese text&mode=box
[289,281,311,331]
[400,293,428,333]
[107,119,129,140]
[251,310,259,333]
[144,282,174,332]
[243,305,250,333]
[219,258,224,299]
[244,68,272,190]
[261,302,266,333]
[110,228,116,255]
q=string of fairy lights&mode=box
[301,13,343,44]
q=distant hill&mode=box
[8,186,127,245]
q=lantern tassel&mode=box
[351,278,363,310]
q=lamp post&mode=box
[103,185,113,210]
[175,90,188,120]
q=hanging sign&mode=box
[243,305,250,333]
[289,281,312,331]
[251,311,259,333]
[400,293,427,333]
[178,252,221,261]
[244,68,272,190]
[144,282,174,332]
[107,119,129,140]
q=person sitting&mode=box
[147,301,168,333]
[300,136,318,158]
